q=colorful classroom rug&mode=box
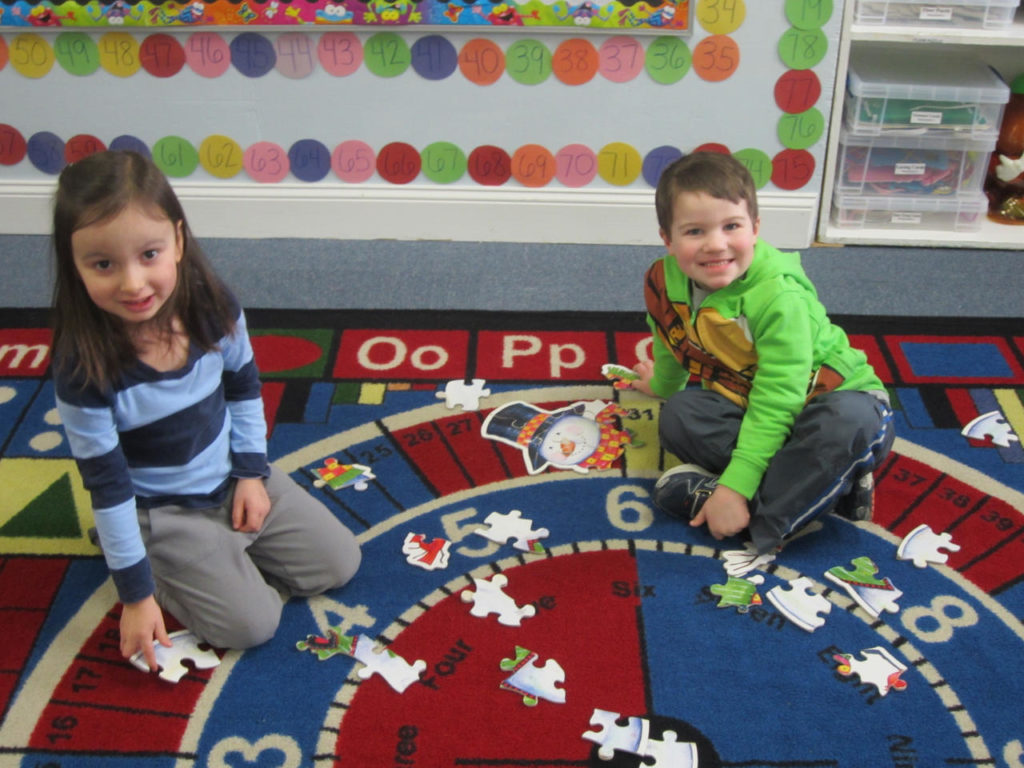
[1,308,1022,768]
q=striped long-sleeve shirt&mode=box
[54,308,269,604]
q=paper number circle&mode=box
[199,135,244,179]
[732,148,773,188]
[64,134,106,164]
[153,136,199,178]
[552,38,599,86]
[772,148,815,190]
[645,37,691,85]
[467,145,512,186]
[785,0,833,29]
[554,144,598,188]
[599,36,644,83]
[697,0,746,34]
[27,132,65,174]
[318,32,363,77]
[421,141,466,183]
[692,35,739,82]
[10,34,55,78]
[54,32,100,76]
[186,32,231,78]
[230,33,277,78]
[459,38,505,86]
[0,124,27,166]
[506,40,551,85]
[511,144,556,187]
[139,33,185,77]
[411,35,458,81]
[774,69,821,114]
[377,142,421,184]
[98,32,141,77]
[288,139,332,182]
[778,27,828,70]
[333,140,377,183]
[364,33,411,78]
[275,33,317,79]
[642,145,683,188]
[597,142,642,186]
[244,142,290,183]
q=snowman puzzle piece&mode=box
[311,458,375,491]
[475,509,550,553]
[833,646,908,697]
[721,542,776,577]
[402,532,453,570]
[582,709,650,760]
[130,629,220,683]
[961,410,1019,448]
[709,574,764,613]
[896,524,960,568]
[295,626,355,661]
[436,378,491,410]
[825,556,902,617]
[499,646,565,706]
[461,573,537,626]
[766,577,832,632]
[350,634,427,693]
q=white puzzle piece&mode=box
[402,532,452,570]
[825,556,902,617]
[582,709,651,760]
[833,646,908,696]
[961,410,1019,448]
[475,509,550,553]
[130,629,220,683]
[721,542,776,577]
[350,634,426,693]
[896,524,960,568]
[499,646,565,706]
[766,577,832,632]
[436,378,491,410]
[461,573,537,626]
[646,730,699,768]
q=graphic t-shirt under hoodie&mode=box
[644,238,885,500]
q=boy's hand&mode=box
[120,595,172,671]
[231,477,271,532]
[691,485,750,540]
[630,360,656,396]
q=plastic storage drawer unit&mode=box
[845,49,1009,138]
[836,129,994,196]
[854,0,1021,29]
[832,192,989,231]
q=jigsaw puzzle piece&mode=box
[645,730,699,768]
[721,542,776,577]
[311,458,375,491]
[461,573,537,626]
[961,410,1019,448]
[350,634,426,693]
[130,630,220,683]
[833,646,908,697]
[295,626,355,660]
[825,556,902,617]
[402,532,453,570]
[766,576,832,632]
[499,646,565,706]
[581,708,650,760]
[475,509,550,553]
[896,524,960,568]
[436,378,491,410]
[709,574,764,613]
[601,363,639,390]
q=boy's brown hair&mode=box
[655,152,759,237]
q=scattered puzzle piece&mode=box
[896,524,960,569]
[296,626,355,661]
[461,573,537,626]
[766,577,832,632]
[311,458,375,491]
[582,709,650,760]
[601,363,639,390]
[130,630,220,683]
[961,410,1019,448]
[645,730,699,768]
[833,646,908,697]
[721,542,776,577]
[436,378,491,410]
[350,634,426,694]
[499,646,565,706]
[475,509,549,553]
[402,532,452,570]
[709,574,764,613]
[825,556,902,617]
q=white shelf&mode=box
[851,7,1024,45]
[821,215,1024,248]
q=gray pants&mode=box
[138,466,361,649]
[658,389,895,553]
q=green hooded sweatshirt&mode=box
[644,238,884,499]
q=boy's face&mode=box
[660,191,759,293]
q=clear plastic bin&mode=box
[836,129,994,197]
[845,48,1009,138]
[832,192,989,231]
[854,0,1021,29]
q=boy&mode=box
[631,152,894,554]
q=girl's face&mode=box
[70,203,183,327]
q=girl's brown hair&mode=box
[51,150,237,390]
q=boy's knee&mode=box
[200,590,283,649]
[326,537,361,591]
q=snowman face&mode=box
[538,415,601,467]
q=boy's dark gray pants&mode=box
[658,389,895,553]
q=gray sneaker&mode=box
[835,471,875,521]
[653,463,718,520]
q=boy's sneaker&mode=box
[835,471,874,521]
[652,464,718,521]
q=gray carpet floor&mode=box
[5,234,1021,317]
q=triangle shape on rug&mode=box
[0,473,82,538]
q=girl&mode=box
[52,150,361,672]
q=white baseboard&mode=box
[1,181,820,249]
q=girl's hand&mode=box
[630,360,657,397]
[120,595,171,671]
[691,485,750,540]
[231,476,271,532]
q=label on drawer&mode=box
[910,110,943,125]
[891,212,923,224]
[894,163,927,176]
[919,6,954,20]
